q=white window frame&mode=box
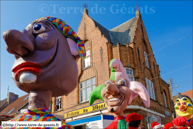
[79,77,96,103]
[82,49,91,69]
[124,67,135,81]
[55,96,62,111]
[163,91,167,107]
[144,51,149,68]
[146,78,155,100]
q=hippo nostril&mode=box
[22,46,32,54]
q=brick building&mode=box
[51,8,173,129]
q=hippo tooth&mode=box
[109,98,119,102]
[19,72,37,83]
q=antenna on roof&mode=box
[82,1,88,15]
[134,2,140,11]
[82,1,88,9]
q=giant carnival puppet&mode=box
[174,95,193,122]
[89,59,150,129]
[2,16,86,129]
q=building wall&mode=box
[51,10,173,126]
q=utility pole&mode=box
[168,78,174,99]
[168,78,178,119]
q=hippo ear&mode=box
[67,38,79,56]
[128,81,150,108]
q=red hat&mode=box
[172,117,188,126]
[151,121,162,129]
[177,127,188,129]
[164,123,174,129]
[125,113,143,122]
[188,120,193,126]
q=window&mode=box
[55,96,62,111]
[49,101,52,111]
[146,78,155,100]
[163,91,167,107]
[153,62,156,75]
[23,96,29,100]
[82,50,90,68]
[1,111,6,115]
[144,52,149,68]
[79,77,96,103]
[137,48,141,64]
[141,25,144,38]
[124,68,135,81]
[7,108,15,115]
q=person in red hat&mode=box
[151,121,162,129]
[172,117,188,129]
[187,120,193,129]
[125,113,143,129]
[164,123,174,129]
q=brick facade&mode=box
[51,9,173,127]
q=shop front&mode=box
[64,102,166,129]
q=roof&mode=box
[0,94,29,116]
[110,17,137,46]
[180,89,193,99]
[92,16,137,46]
[93,20,111,42]
[0,98,8,112]
[173,89,193,102]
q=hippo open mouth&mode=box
[13,62,41,80]
[179,108,187,112]
[105,93,125,107]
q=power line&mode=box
[174,78,192,83]
[150,64,192,81]
[148,33,192,56]
[176,81,192,85]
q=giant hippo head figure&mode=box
[3,16,86,108]
[89,59,150,117]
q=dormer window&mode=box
[82,50,90,68]
[82,41,91,69]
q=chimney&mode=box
[177,92,181,96]
[7,92,18,105]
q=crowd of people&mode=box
[125,113,193,129]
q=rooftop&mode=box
[86,8,139,46]
[0,94,29,116]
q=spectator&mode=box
[172,117,188,129]
[125,113,143,129]
[151,121,162,129]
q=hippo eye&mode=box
[182,98,187,101]
[33,23,46,33]
[105,81,112,87]
[177,103,181,106]
[117,79,127,86]
[182,102,186,105]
